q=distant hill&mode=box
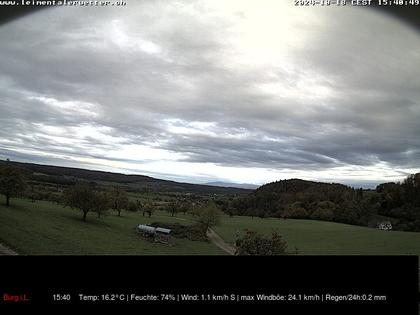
[230,176,420,232]
[0,160,252,196]
[231,178,364,221]
[205,181,259,190]
[256,178,351,195]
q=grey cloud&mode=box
[0,1,419,183]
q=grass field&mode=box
[214,216,420,255]
[1,198,420,255]
[0,198,224,255]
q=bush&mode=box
[235,230,287,255]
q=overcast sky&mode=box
[0,1,419,187]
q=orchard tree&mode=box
[63,183,96,222]
[29,184,36,203]
[188,202,201,217]
[179,201,190,215]
[0,163,26,206]
[109,187,129,217]
[142,199,155,217]
[127,200,141,212]
[166,200,180,217]
[92,191,110,219]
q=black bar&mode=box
[0,255,418,313]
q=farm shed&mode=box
[136,224,171,243]
[137,224,156,236]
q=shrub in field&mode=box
[235,230,287,255]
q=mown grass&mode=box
[2,198,420,256]
[214,215,420,255]
[0,198,224,255]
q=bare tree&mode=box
[109,187,129,217]
[92,191,111,219]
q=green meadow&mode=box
[214,216,420,255]
[0,198,224,255]
[1,198,420,256]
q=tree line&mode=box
[1,160,419,232]
[62,183,137,221]
[0,161,221,238]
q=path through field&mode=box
[207,228,235,255]
[172,215,236,255]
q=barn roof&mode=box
[136,225,171,235]
[156,227,171,234]
[137,224,156,233]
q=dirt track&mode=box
[172,216,236,255]
[207,228,236,255]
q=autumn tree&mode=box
[235,230,287,255]
[142,200,155,217]
[0,163,26,206]
[92,191,111,219]
[63,183,96,222]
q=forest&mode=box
[228,175,420,232]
